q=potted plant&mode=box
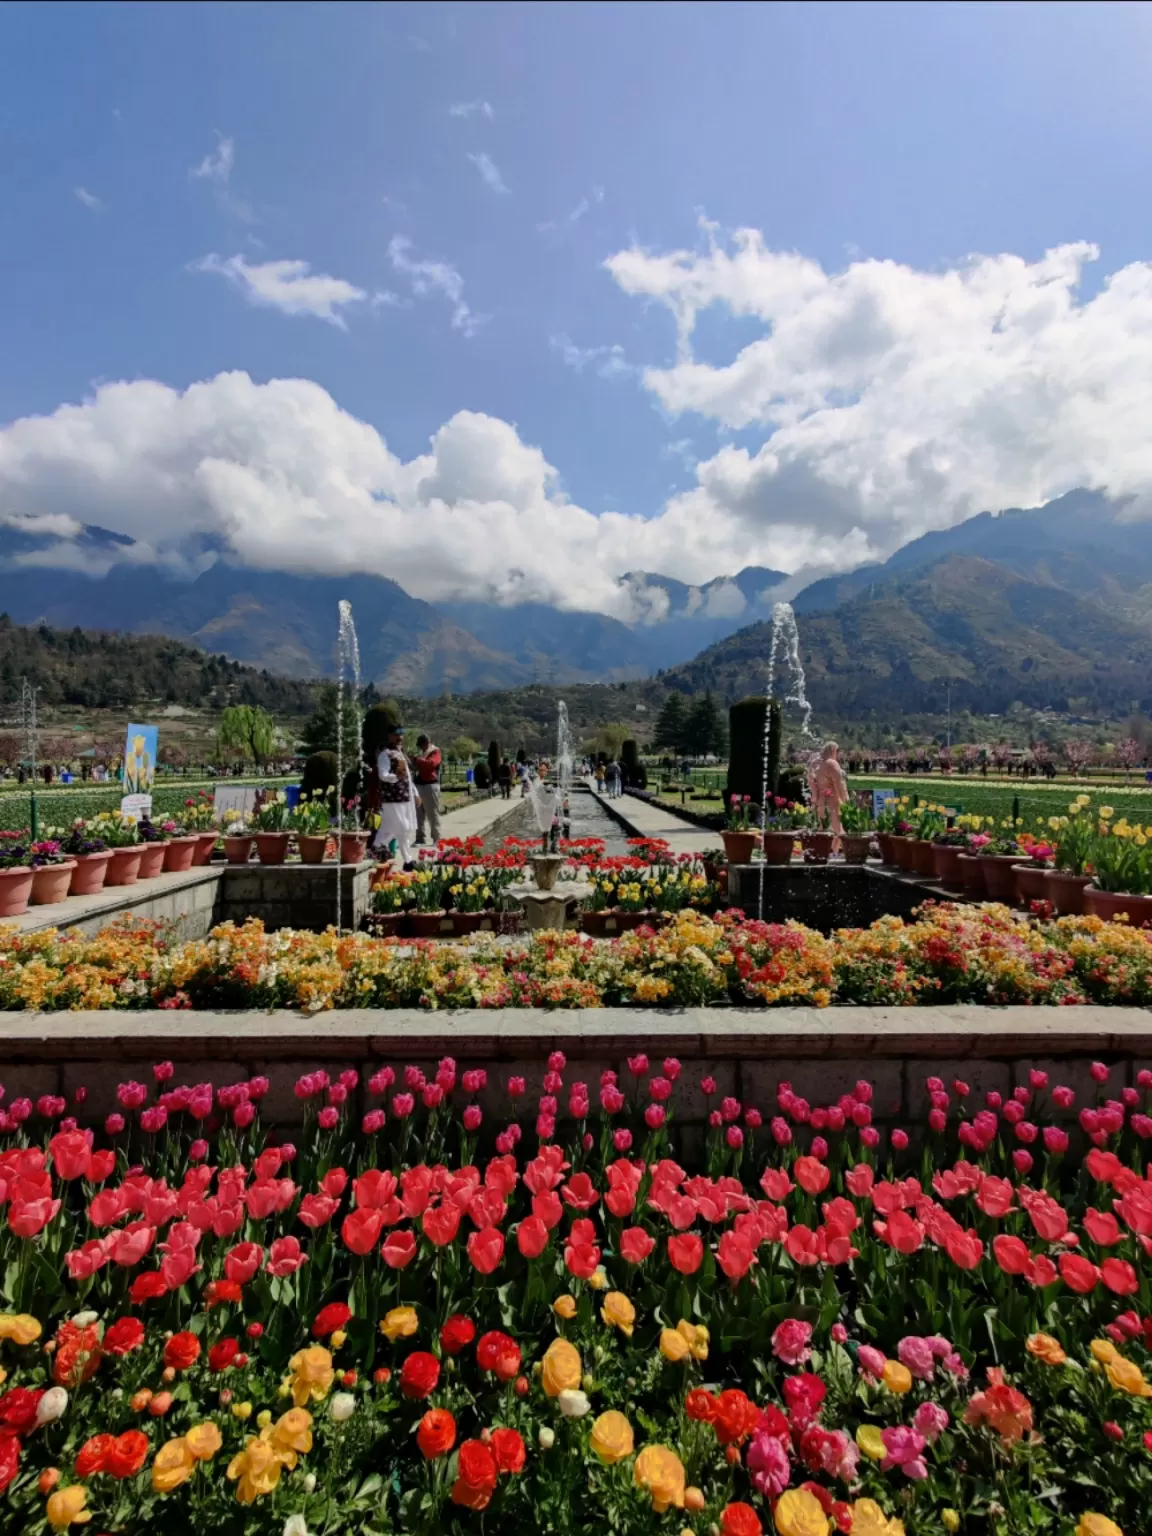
[136,817,172,879]
[973,829,1023,902]
[408,864,448,937]
[292,793,332,865]
[252,792,291,865]
[448,873,492,936]
[907,807,944,876]
[1084,817,1152,926]
[158,818,199,873]
[0,837,34,917]
[1043,797,1097,915]
[365,872,412,937]
[27,840,77,906]
[336,798,371,865]
[839,799,874,865]
[720,794,758,866]
[220,810,255,866]
[179,793,219,865]
[874,802,903,865]
[55,825,113,896]
[89,812,144,887]
[762,799,806,865]
[801,807,833,865]
[581,870,621,935]
[1011,837,1054,908]
[930,827,969,891]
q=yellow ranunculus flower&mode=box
[185,1422,222,1461]
[1105,1356,1152,1397]
[287,1345,335,1407]
[849,1500,904,1536]
[46,1485,90,1530]
[1076,1517,1124,1536]
[0,1313,42,1346]
[676,1319,709,1360]
[266,1407,313,1468]
[774,1487,831,1536]
[152,1437,196,1494]
[880,1358,912,1394]
[600,1291,635,1337]
[659,1327,691,1363]
[634,1444,686,1512]
[232,1401,252,1421]
[855,1424,886,1461]
[552,1295,577,1320]
[587,1266,608,1291]
[226,1437,283,1504]
[380,1306,419,1340]
[942,1514,960,1534]
[590,1409,634,1464]
[1091,1338,1120,1365]
[541,1337,582,1397]
[1026,1332,1067,1366]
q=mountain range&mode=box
[1,489,1151,718]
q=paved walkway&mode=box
[588,784,721,855]
[436,791,524,841]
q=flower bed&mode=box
[2,904,1152,1012]
[0,1055,1147,1533]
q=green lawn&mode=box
[852,775,1152,828]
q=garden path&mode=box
[588,783,720,855]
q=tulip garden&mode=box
[0,1043,1146,1536]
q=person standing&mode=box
[498,758,513,799]
[372,723,418,867]
[412,733,443,847]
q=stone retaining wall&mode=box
[1,1006,1148,1132]
[727,863,960,929]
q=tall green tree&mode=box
[299,682,361,761]
[653,692,688,753]
[217,704,277,765]
[683,692,727,758]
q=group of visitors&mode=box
[592,759,623,797]
[366,725,442,868]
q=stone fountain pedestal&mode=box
[506,853,593,931]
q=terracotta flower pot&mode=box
[1043,870,1093,916]
[297,834,329,865]
[956,853,986,895]
[932,845,965,891]
[137,843,167,879]
[105,847,144,887]
[69,850,113,896]
[720,830,758,865]
[191,832,220,867]
[30,861,77,906]
[841,834,872,866]
[450,911,485,936]
[339,832,371,865]
[365,911,403,937]
[910,839,937,876]
[409,910,448,938]
[1084,886,1152,927]
[163,836,198,873]
[892,837,918,872]
[760,831,796,866]
[0,866,34,916]
[802,832,833,864]
[875,832,898,865]
[255,833,290,866]
[224,836,254,866]
[1012,864,1051,907]
[979,855,1020,903]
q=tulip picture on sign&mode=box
[120,722,158,821]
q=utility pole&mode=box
[945,683,953,750]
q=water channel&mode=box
[479,783,631,855]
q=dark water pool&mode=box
[480,785,631,855]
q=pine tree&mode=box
[654,692,688,753]
[684,692,725,757]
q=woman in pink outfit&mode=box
[812,741,849,843]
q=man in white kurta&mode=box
[372,726,418,867]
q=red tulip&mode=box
[422,1203,462,1247]
[992,1235,1030,1275]
[1083,1208,1123,1246]
[515,1215,550,1259]
[467,1226,504,1275]
[341,1208,386,1256]
[298,1192,339,1228]
[223,1241,263,1284]
[794,1156,830,1196]
[717,1229,755,1282]
[1101,1256,1139,1295]
[1058,1251,1099,1293]
[945,1230,984,1270]
[667,1233,704,1275]
[381,1230,418,1269]
[265,1236,307,1277]
[620,1226,655,1265]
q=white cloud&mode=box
[449,99,494,120]
[194,255,367,328]
[466,151,510,195]
[550,334,632,379]
[190,135,234,184]
[388,236,485,336]
[74,187,102,211]
[537,185,604,236]
[604,224,1152,572]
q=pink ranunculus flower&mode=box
[881,1425,928,1480]
[897,1335,937,1381]
[857,1345,886,1379]
[913,1402,950,1443]
[771,1318,813,1366]
[746,1428,791,1497]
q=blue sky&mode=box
[3,1,1152,615]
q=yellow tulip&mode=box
[589,1409,634,1464]
[600,1291,636,1337]
[541,1337,582,1397]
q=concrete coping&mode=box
[0,1005,1149,1063]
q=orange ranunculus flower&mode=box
[1026,1333,1067,1366]
[107,1431,149,1479]
[52,1322,102,1388]
[634,1445,686,1512]
[74,1435,114,1478]
[1105,1356,1152,1398]
[417,1408,456,1460]
[964,1367,1033,1443]
[541,1338,582,1397]
[881,1359,912,1394]
[266,1408,312,1467]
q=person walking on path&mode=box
[497,758,513,800]
[594,762,606,793]
[371,723,418,868]
[412,733,443,847]
[606,758,622,798]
